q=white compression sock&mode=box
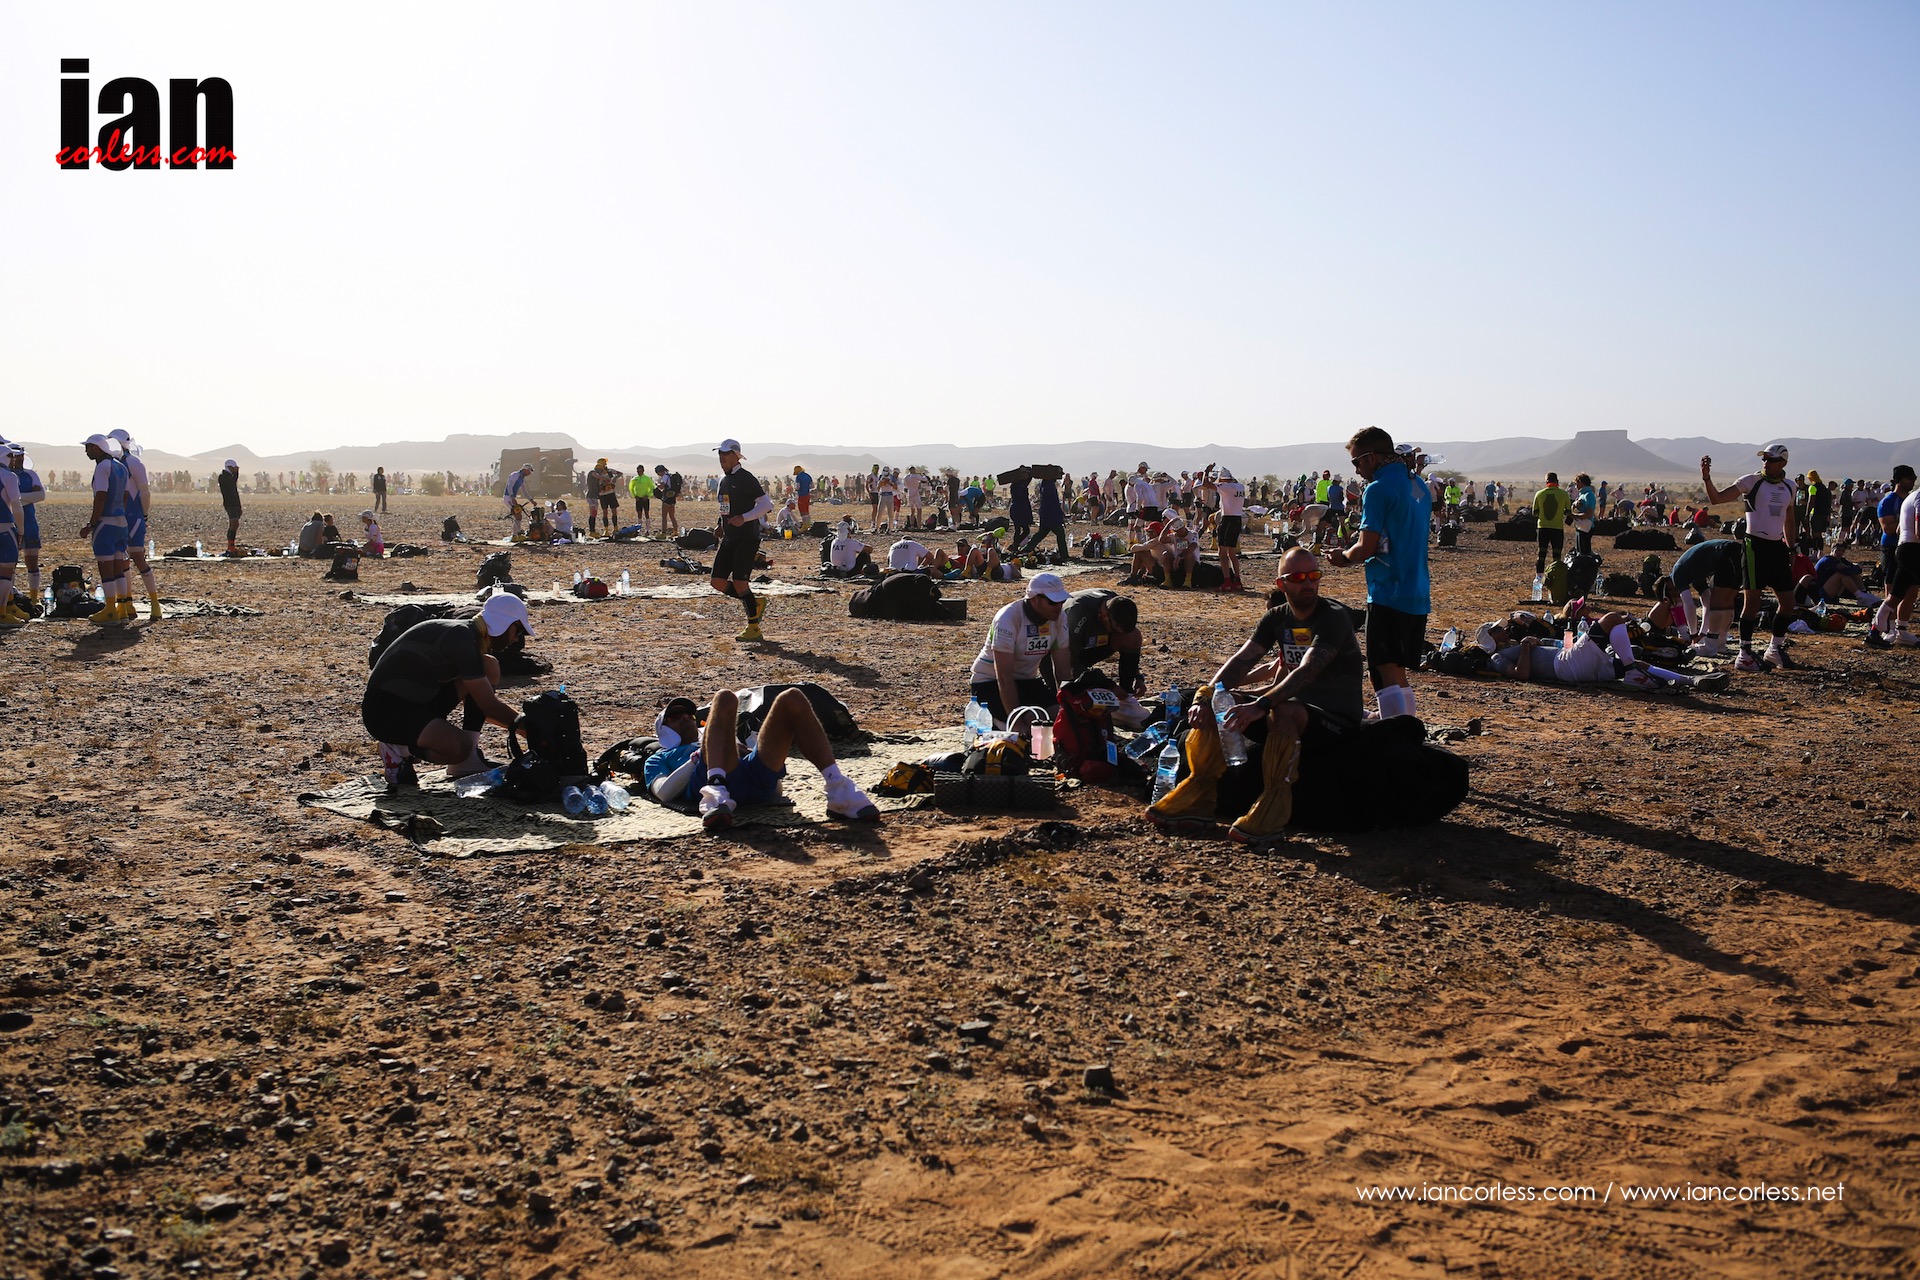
[820,763,847,786]
[1398,686,1417,719]
[1376,686,1407,718]
[1608,623,1637,666]
[1679,588,1701,634]
[1874,601,1895,633]
[139,567,157,595]
[27,569,40,595]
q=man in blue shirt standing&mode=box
[1327,426,1431,720]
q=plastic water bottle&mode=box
[1163,684,1183,727]
[551,580,561,596]
[453,766,506,798]
[1440,626,1461,652]
[557,682,567,694]
[963,696,990,748]
[600,781,631,812]
[195,538,204,557]
[147,538,156,558]
[1531,572,1544,601]
[1150,739,1182,805]
[619,569,631,595]
[1212,685,1248,767]
[561,786,589,816]
[584,787,610,817]
[1126,721,1169,762]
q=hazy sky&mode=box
[3,1,1915,457]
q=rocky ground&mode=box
[4,491,1918,1280]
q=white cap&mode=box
[1216,467,1235,482]
[360,509,375,520]
[108,428,132,444]
[1758,443,1789,461]
[715,438,743,455]
[85,433,119,456]
[1027,571,1069,603]
[479,591,535,637]
[224,458,239,469]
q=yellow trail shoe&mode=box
[148,595,164,621]
[89,601,123,625]
[735,622,765,643]
[1228,717,1302,845]
[751,595,769,623]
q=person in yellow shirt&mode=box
[1533,472,1572,577]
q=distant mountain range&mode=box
[15,428,1917,484]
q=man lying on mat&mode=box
[644,690,881,832]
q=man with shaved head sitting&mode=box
[1149,547,1365,844]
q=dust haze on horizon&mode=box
[2,2,1915,460]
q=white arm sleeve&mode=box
[743,493,775,523]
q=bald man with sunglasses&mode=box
[1151,546,1364,843]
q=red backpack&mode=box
[1054,671,1124,783]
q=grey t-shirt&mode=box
[1249,600,1365,726]
[369,619,484,703]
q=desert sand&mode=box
[3,490,1917,1279]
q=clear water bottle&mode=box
[619,570,631,595]
[147,538,156,558]
[963,696,990,748]
[1163,684,1183,727]
[562,786,589,815]
[1150,739,1182,805]
[600,781,631,812]
[1440,626,1461,652]
[584,787,610,817]
[1126,722,1168,762]
[454,766,507,798]
[1531,572,1544,601]
[194,538,204,557]
[1212,685,1248,767]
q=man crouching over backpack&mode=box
[645,690,881,832]
[362,593,532,789]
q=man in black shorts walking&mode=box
[1702,445,1799,672]
[711,439,774,643]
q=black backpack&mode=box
[325,545,361,581]
[514,690,589,778]
[441,516,462,542]
[677,528,718,552]
[368,603,457,668]
[477,552,513,589]
[728,683,859,740]
[850,572,944,620]
[1566,552,1602,597]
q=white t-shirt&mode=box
[903,472,923,502]
[969,599,1062,682]
[1217,480,1245,517]
[1901,490,1920,545]
[888,539,929,570]
[122,451,151,513]
[1734,473,1795,542]
[1553,632,1618,683]
[551,510,574,535]
[830,536,867,570]
[1129,473,1158,509]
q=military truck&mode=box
[494,447,576,499]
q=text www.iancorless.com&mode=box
[1355,1181,1847,1206]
